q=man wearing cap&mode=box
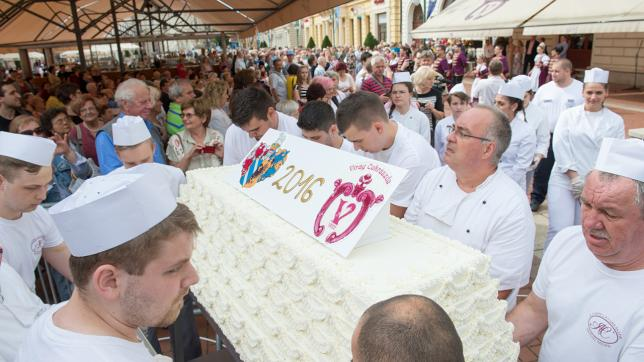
[16,172,200,361]
[0,132,73,292]
[530,59,584,211]
[545,68,624,248]
[95,79,167,175]
[405,105,535,310]
[282,50,295,76]
[509,138,644,361]
[224,87,302,165]
[337,91,440,218]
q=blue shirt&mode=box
[96,119,166,175]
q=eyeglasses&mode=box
[20,127,52,137]
[181,113,196,118]
[447,124,492,142]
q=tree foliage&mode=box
[307,37,316,49]
[363,32,378,49]
[321,35,332,48]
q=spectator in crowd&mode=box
[276,100,299,119]
[355,51,372,89]
[167,98,224,172]
[508,138,644,361]
[388,72,430,140]
[524,36,538,74]
[336,62,355,93]
[23,93,46,120]
[314,56,327,77]
[435,45,450,79]
[294,64,311,103]
[511,41,524,77]
[95,79,167,174]
[411,66,444,140]
[493,45,510,78]
[297,100,353,152]
[529,43,550,89]
[352,295,464,362]
[555,35,570,59]
[269,58,287,103]
[68,94,103,166]
[337,91,439,218]
[361,55,393,103]
[224,87,301,165]
[202,79,233,138]
[166,79,197,136]
[452,46,467,85]
[434,85,470,163]
[148,85,169,144]
[0,81,24,132]
[285,63,299,101]
[405,105,534,309]
[8,114,39,135]
[55,83,82,125]
[312,76,342,113]
[305,82,327,103]
[472,59,505,106]
[160,78,172,112]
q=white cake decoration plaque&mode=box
[229,129,407,257]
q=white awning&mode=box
[523,0,644,35]
[411,0,554,39]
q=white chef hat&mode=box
[584,68,609,84]
[392,71,412,84]
[511,74,535,93]
[0,131,56,166]
[449,83,466,94]
[111,163,186,197]
[113,115,151,146]
[49,172,177,257]
[498,81,525,100]
[594,138,644,182]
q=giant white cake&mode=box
[181,167,519,361]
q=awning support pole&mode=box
[110,0,125,74]
[69,0,87,68]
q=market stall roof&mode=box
[0,0,350,48]
[522,0,644,35]
[411,0,555,39]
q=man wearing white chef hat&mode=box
[388,72,431,140]
[510,138,644,362]
[111,115,185,196]
[0,132,72,291]
[16,172,200,361]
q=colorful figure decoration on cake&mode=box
[314,173,384,243]
[240,133,290,188]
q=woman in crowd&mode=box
[511,41,524,76]
[335,62,355,93]
[388,75,430,140]
[305,82,327,103]
[312,76,341,113]
[68,94,103,166]
[9,114,40,135]
[546,68,624,248]
[434,86,470,163]
[451,46,467,86]
[202,79,233,138]
[294,64,310,103]
[494,82,537,191]
[166,97,224,172]
[529,43,550,89]
[148,86,169,144]
[411,66,444,142]
[469,55,488,97]
[286,63,299,101]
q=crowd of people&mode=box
[0,36,642,361]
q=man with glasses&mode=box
[405,105,535,311]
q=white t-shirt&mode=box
[522,102,550,157]
[223,112,302,166]
[499,116,537,191]
[472,75,506,105]
[533,226,644,362]
[208,108,233,139]
[550,105,625,189]
[405,166,535,309]
[340,138,355,153]
[390,107,431,140]
[532,79,584,132]
[0,206,64,290]
[338,74,355,93]
[16,302,164,362]
[434,115,454,164]
[0,261,48,362]
[369,124,439,208]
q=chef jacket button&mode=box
[466,229,470,233]
[439,184,443,188]
[482,200,486,205]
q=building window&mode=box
[377,13,387,42]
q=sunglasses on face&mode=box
[20,128,53,137]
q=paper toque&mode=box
[511,74,535,93]
[584,68,609,84]
[113,115,151,146]
[498,81,525,100]
[392,72,412,84]
[0,131,56,166]
[49,172,177,257]
[449,83,466,94]
[594,138,644,182]
[111,163,186,197]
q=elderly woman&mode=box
[39,107,93,205]
[9,114,40,134]
[411,66,444,139]
[335,62,355,93]
[312,76,342,113]
[202,79,233,138]
[166,97,224,172]
[68,94,103,166]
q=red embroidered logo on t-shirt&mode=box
[587,313,622,347]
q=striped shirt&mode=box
[360,75,392,96]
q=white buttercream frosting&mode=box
[181,167,519,362]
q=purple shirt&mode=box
[452,52,467,76]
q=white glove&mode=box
[571,176,584,199]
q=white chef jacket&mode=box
[0,206,64,290]
[369,124,440,208]
[550,105,625,189]
[390,107,431,140]
[16,302,167,362]
[0,262,48,362]
[471,75,506,105]
[532,79,584,132]
[521,102,550,157]
[405,166,535,309]
[434,115,454,164]
[223,111,302,165]
[534,226,644,362]
[499,116,537,191]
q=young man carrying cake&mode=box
[509,138,644,361]
[336,91,440,218]
[16,172,201,361]
[404,105,535,310]
[223,86,302,165]
[297,100,355,152]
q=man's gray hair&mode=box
[597,171,644,218]
[168,79,191,101]
[317,56,327,65]
[114,78,147,105]
[371,55,386,66]
[475,104,511,165]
